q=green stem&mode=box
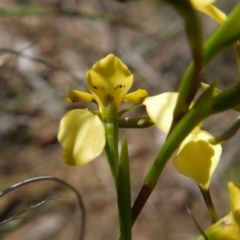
[103,107,132,239]
[118,116,154,128]
[103,117,119,183]
[118,138,132,240]
[131,86,214,225]
[132,119,203,225]
[209,115,240,144]
[166,0,203,125]
[131,82,240,225]
[234,41,240,76]
[199,187,218,224]
[132,184,153,226]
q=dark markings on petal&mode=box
[93,85,98,89]
[115,84,126,90]
[106,93,114,104]
[71,97,77,102]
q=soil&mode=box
[0,0,240,239]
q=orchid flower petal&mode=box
[197,182,240,240]
[199,212,239,240]
[173,130,222,189]
[190,0,216,6]
[143,92,178,133]
[86,54,133,111]
[190,0,227,24]
[58,109,105,165]
[124,89,149,103]
[66,90,94,103]
[144,92,202,133]
[229,182,240,226]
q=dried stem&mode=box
[0,176,86,240]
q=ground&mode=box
[0,0,240,239]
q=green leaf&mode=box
[118,137,132,240]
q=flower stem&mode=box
[234,40,240,75]
[131,184,153,226]
[103,117,132,240]
[118,138,132,240]
[131,86,214,226]
[118,116,154,128]
[199,186,218,224]
[103,117,119,183]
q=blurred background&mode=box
[0,0,240,239]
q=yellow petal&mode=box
[173,130,222,189]
[58,109,105,165]
[179,128,205,150]
[200,212,240,240]
[190,0,216,6]
[199,4,227,24]
[228,182,240,226]
[86,54,133,111]
[190,0,227,24]
[198,183,240,239]
[143,92,178,133]
[144,92,202,133]
[124,89,149,103]
[66,90,94,103]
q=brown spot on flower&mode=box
[106,93,114,104]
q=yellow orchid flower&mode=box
[190,0,227,24]
[143,92,222,190]
[58,54,148,166]
[197,182,240,240]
